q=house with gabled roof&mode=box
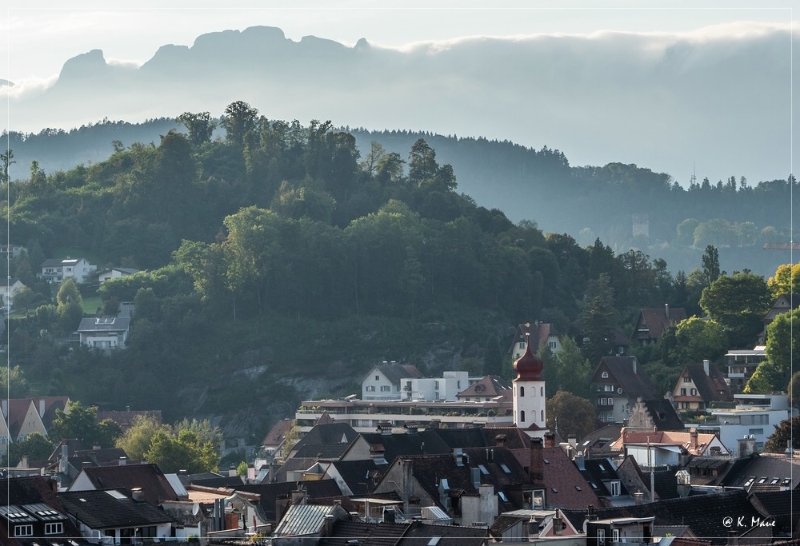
[0,476,80,542]
[509,322,562,359]
[97,267,140,283]
[671,360,733,411]
[632,305,688,345]
[272,502,350,546]
[39,257,97,284]
[612,428,729,467]
[77,315,132,350]
[362,363,423,400]
[590,356,657,424]
[0,278,26,310]
[759,293,798,344]
[58,489,175,543]
[456,375,511,402]
[0,396,70,453]
[68,463,182,506]
[626,397,685,431]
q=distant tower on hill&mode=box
[513,334,548,438]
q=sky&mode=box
[0,1,796,185]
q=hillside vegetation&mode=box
[0,102,793,441]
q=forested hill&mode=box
[0,103,792,441]
[3,114,796,277]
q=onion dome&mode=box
[514,334,544,381]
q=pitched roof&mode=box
[539,449,602,509]
[681,363,733,404]
[273,503,337,537]
[719,453,800,490]
[400,522,489,546]
[633,307,688,341]
[509,322,561,354]
[369,364,424,384]
[356,430,451,463]
[456,375,512,399]
[235,479,343,522]
[58,489,175,529]
[593,357,657,400]
[0,476,82,540]
[264,418,294,446]
[290,423,359,457]
[562,489,761,544]
[77,316,131,333]
[72,463,179,505]
[327,459,384,496]
[614,429,722,457]
[642,399,685,431]
[320,520,409,546]
[748,489,800,535]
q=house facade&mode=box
[77,316,132,349]
[705,393,795,454]
[0,278,26,310]
[39,257,97,284]
[361,363,423,400]
[725,346,767,393]
[631,305,687,345]
[98,267,140,283]
[671,360,733,411]
[509,322,562,359]
[590,356,657,424]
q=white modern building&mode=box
[401,371,469,401]
[39,258,97,284]
[704,393,795,454]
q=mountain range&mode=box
[5,24,796,186]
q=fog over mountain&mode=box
[3,23,796,185]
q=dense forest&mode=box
[0,102,795,445]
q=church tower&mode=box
[513,334,548,436]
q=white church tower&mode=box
[513,333,548,438]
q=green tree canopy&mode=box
[763,416,800,452]
[50,401,122,447]
[7,432,54,467]
[546,390,596,441]
[700,271,771,348]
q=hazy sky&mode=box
[1,1,796,185]
[3,1,793,83]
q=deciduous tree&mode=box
[546,390,596,440]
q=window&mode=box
[609,480,621,496]
[520,410,526,422]
[601,371,609,378]
[549,341,557,349]
[45,522,63,535]
[540,386,543,396]
[680,388,686,396]
[597,529,606,546]
[684,376,691,383]
[612,529,620,542]
[380,385,390,392]
[605,384,614,392]
[366,386,376,392]
[14,525,33,537]
[519,342,525,349]
[541,410,544,421]
[749,428,764,436]
[690,388,697,396]
[520,386,525,397]
[532,490,545,508]
[375,375,379,380]
[607,397,613,405]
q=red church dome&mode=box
[514,336,544,381]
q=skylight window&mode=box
[478,464,490,475]
[498,491,509,502]
[500,463,511,474]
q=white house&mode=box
[0,278,26,310]
[77,316,132,349]
[706,393,795,454]
[361,362,423,400]
[98,267,140,283]
[39,257,97,284]
[401,371,469,401]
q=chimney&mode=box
[383,508,396,524]
[291,487,306,505]
[587,504,598,522]
[59,444,69,475]
[552,515,563,535]
[495,434,507,447]
[229,464,237,477]
[530,437,544,481]
[689,428,699,452]
[702,359,710,376]
[131,488,145,502]
[634,491,644,505]
[406,423,418,435]
[118,457,127,466]
[39,399,46,417]
[322,514,335,536]
[568,435,577,448]
[665,303,670,320]
[575,451,585,471]
[544,432,556,448]
[2,399,7,417]
[20,455,28,469]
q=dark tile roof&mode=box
[457,375,512,399]
[290,423,359,456]
[371,364,424,384]
[579,458,627,497]
[358,430,451,463]
[274,457,323,483]
[580,424,624,455]
[719,453,800,490]
[72,463,179,506]
[562,489,761,544]
[400,521,488,546]
[540,447,603,510]
[0,476,77,527]
[593,357,657,400]
[650,467,681,500]
[748,489,800,535]
[77,316,131,333]
[483,427,532,450]
[328,459,384,496]
[634,307,688,341]
[682,363,733,404]
[58,489,175,529]
[509,322,561,354]
[295,443,356,460]
[263,418,294,446]
[320,520,409,546]
[642,398,685,431]
[430,428,488,449]
[234,479,343,522]
[181,475,244,488]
